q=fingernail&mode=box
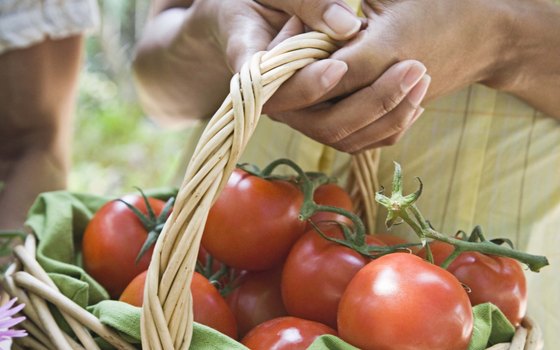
[407,74,431,106]
[321,61,348,88]
[323,4,362,38]
[412,107,425,121]
[401,62,427,92]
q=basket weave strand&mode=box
[140,32,338,350]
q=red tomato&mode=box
[241,316,336,350]
[119,270,147,307]
[418,241,527,326]
[203,169,306,270]
[192,272,238,340]
[338,253,473,350]
[281,224,384,329]
[226,268,287,338]
[119,271,238,339]
[82,195,166,298]
[306,183,354,230]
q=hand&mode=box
[134,0,288,123]
[255,0,364,40]
[264,0,508,151]
[133,0,363,124]
[271,59,431,153]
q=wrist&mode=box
[469,0,519,90]
[480,0,559,94]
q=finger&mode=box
[226,5,290,72]
[362,0,394,15]
[268,60,428,152]
[331,74,430,153]
[257,0,362,40]
[267,16,305,50]
[365,107,424,150]
[227,33,272,73]
[263,59,348,114]
[267,29,385,110]
[360,0,377,17]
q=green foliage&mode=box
[71,70,185,196]
[70,0,186,197]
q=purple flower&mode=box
[0,298,27,341]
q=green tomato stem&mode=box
[377,162,549,273]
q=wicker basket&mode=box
[1,32,544,350]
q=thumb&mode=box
[257,0,362,40]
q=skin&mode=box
[133,0,430,150]
[134,0,560,151]
[267,0,560,127]
[0,36,83,231]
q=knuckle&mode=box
[381,133,403,147]
[380,91,403,115]
[298,85,322,105]
[392,118,410,133]
[331,136,361,154]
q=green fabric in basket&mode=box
[24,190,515,349]
[468,303,516,350]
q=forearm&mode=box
[486,0,560,118]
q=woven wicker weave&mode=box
[1,31,543,350]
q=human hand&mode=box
[264,0,507,151]
[134,0,365,123]
[271,59,430,153]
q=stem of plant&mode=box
[376,163,549,272]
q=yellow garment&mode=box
[177,0,559,346]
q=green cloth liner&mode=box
[25,191,515,349]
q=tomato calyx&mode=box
[260,159,417,258]
[117,188,175,264]
[376,163,549,272]
[195,252,239,297]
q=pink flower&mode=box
[0,298,27,341]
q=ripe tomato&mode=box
[202,169,306,270]
[191,272,238,340]
[281,224,384,329]
[418,241,527,326]
[306,183,354,230]
[119,270,147,307]
[241,316,336,350]
[338,253,473,350]
[226,268,287,338]
[82,194,167,298]
[119,271,238,339]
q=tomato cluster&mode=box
[81,166,528,350]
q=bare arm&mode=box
[265,0,560,130]
[132,0,366,127]
[0,36,82,230]
[488,0,560,118]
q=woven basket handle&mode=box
[140,31,380,349]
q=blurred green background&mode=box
[70,0,185,196]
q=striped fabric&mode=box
[0,0,99,54]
